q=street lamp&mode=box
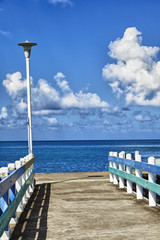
[18,40,37,155]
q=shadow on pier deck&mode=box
[11,172,160,240]
[11,182,51,239]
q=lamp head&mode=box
[18,40,37,58]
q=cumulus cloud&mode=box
[0,107,8,120]
[31,75,108,113]
[3,71,109,113]
[2,71,112,130]
[103,27,160,106]
[48,0,73,6]
[3,72,27,98]
[61,91,108,109]
[54,72,71,93]
[32,78,61,111]
[17,99,27,113]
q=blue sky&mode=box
[1,0,160,140]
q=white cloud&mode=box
[133,111,157,123]
[32,78,60,110]
[54,72,71,92]
[100,105,124,117]
[3,72,27,98]
[43,117,58,125]
[17,99,27,113]
[103,27,160,106]
[2,71,111,130]
[48,0,73,6]
[61,91,108,109]
[32,72,109,111]
[33,109,64,115]
[0,107,8,120]
[108,27,158,62]
[134,114,151,122]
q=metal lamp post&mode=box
[18,40,37,155]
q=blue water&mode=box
[0,140,160,173]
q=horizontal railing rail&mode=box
[109,156,160,175]
[108,167,160,195]
[0,154,35,239]
[108,151,160,207]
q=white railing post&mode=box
[8,163,18,225]
[24,156,31,199]
[126,153,133,193]
[113,152,118,185]
[0,167,11,240]
[109,152,114,182]
[20,158,28,205]
[135,154,143,199]
[118,151,125,188]
[26,154,34,193]
[148,157,156,206]
[30,154,35,190]
[135,151,139,157]
[15,160,24,213]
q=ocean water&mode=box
[0,140,160,173]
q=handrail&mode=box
[109,156,160,175]
[0,155,35,239]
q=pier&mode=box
[9,172,160,240]
[1,151,160,239]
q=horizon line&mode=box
[1,139,160,142]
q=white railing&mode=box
[0,154,35,240]
[108,151,160,207]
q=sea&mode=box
[0,140,160,173]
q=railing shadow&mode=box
[11,183,51,240]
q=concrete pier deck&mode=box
[11,172,160,240]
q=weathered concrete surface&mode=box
[11,172,160,240]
